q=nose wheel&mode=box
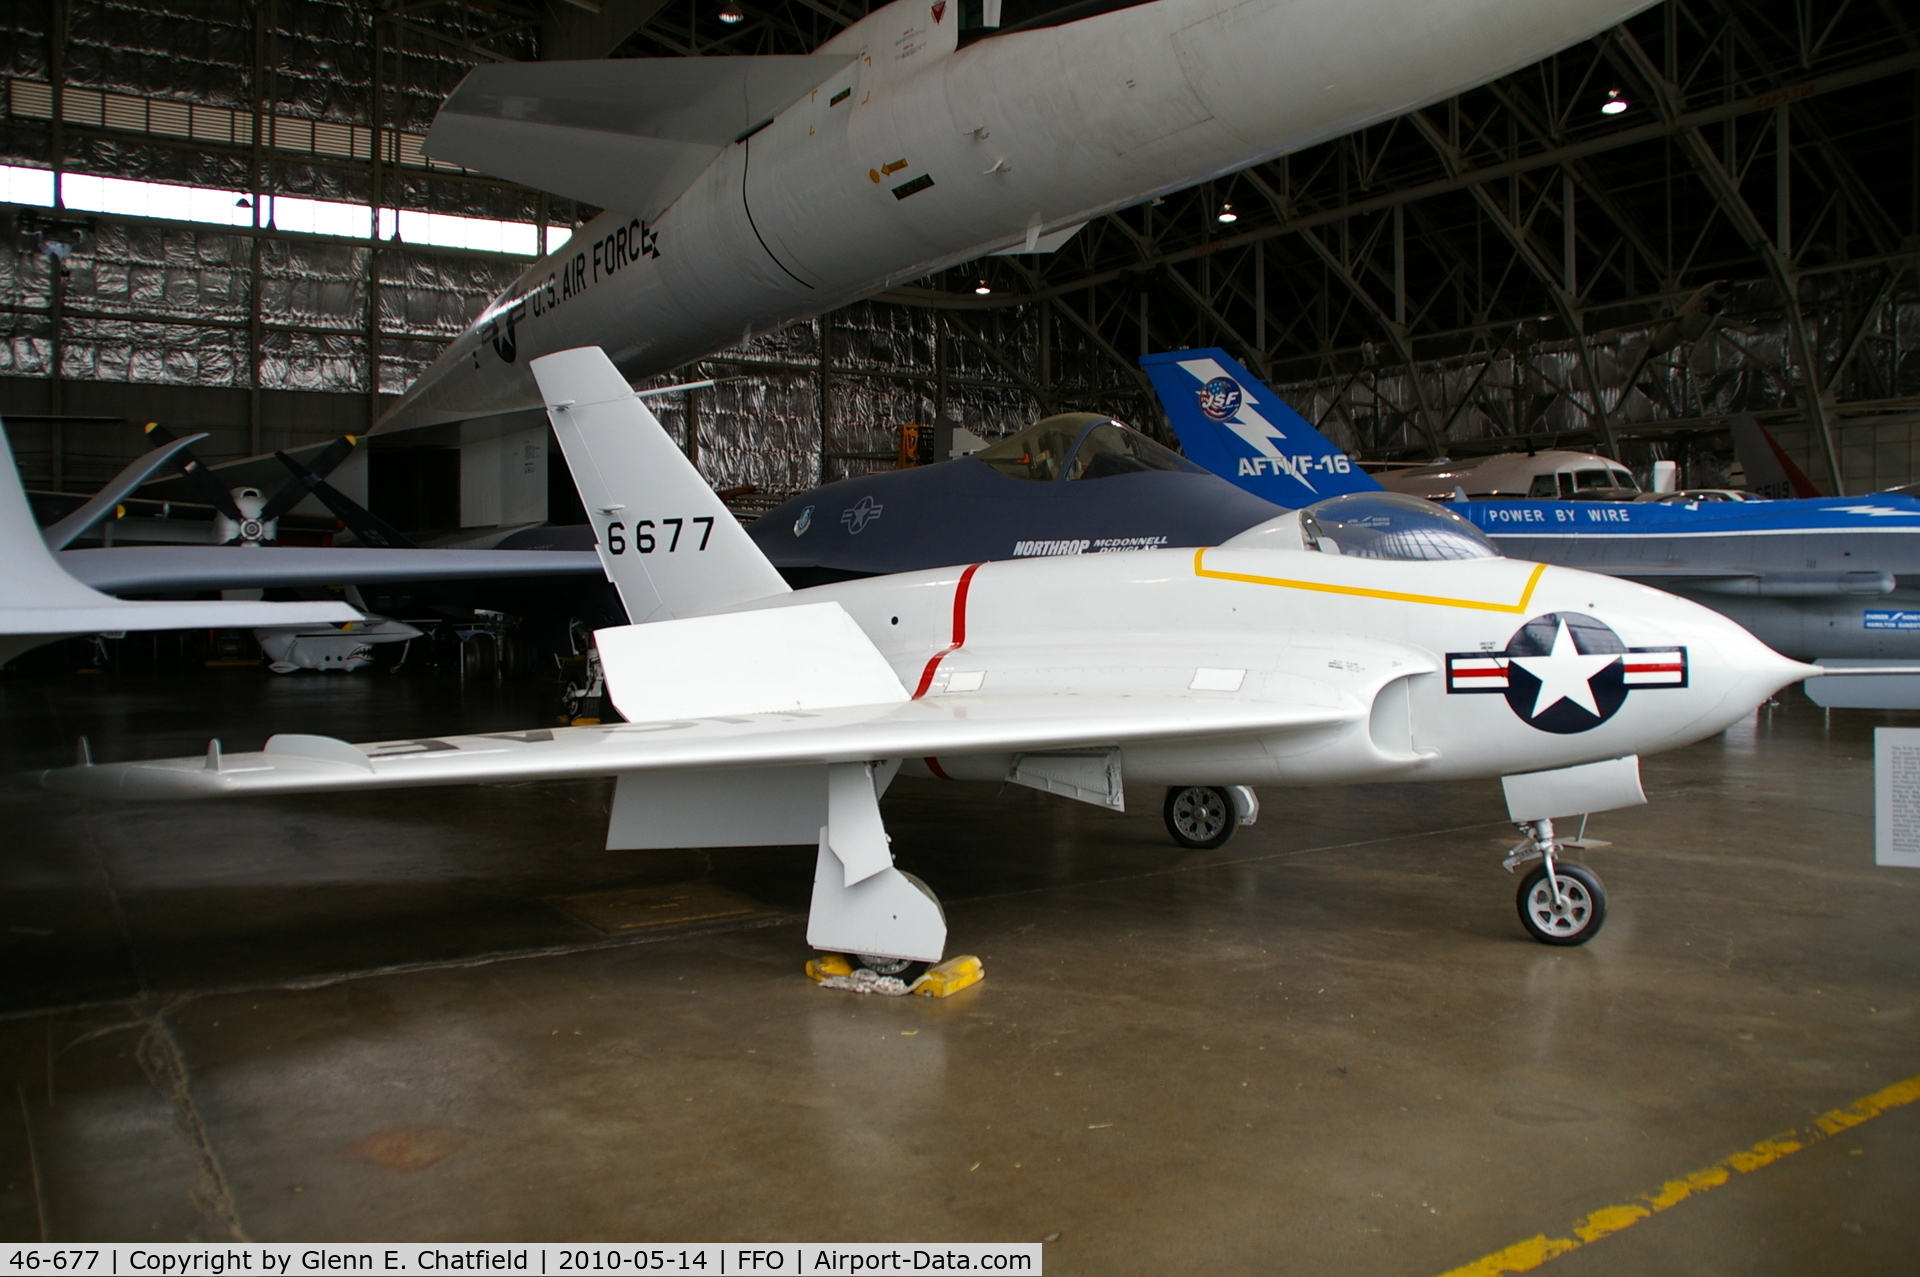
[1504,817,1608,945]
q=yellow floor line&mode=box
[1437,1070,1920,1277]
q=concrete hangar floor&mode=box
[0,667,1915,1272]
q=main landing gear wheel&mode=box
[1164,786,1238,850]
[848,871,943,985]
[851,955,930,984]
[1516,862,1606,945]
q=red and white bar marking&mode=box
[1622,648,1688,686]
[1446,653,1510,693]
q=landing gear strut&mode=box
[1503,817,1608,945]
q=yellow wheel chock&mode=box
[806,953,983,997]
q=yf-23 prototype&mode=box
[49,348,1822,970]
[749,413,1281,585]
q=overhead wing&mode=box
[39,693,1353,802]
[42,432,207,550]
[425,55,854,220]
[61,546,606,595]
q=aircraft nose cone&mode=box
[1669,590,1816,722]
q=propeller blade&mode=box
[271,450,418,549]
[257,438,347,524]
[142,421,245,522]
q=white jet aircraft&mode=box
[377,0,1654,434]
[46,348,1818,966]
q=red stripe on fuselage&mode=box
[911,562,984,699]
[924,756,952,780]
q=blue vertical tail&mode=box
[1141,348,1379,508]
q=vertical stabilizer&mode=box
[1728,413,1822,499]
[1141,347,1379,509]
[531,346,790,622]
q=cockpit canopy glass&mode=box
[972,412,1205,482]
[1300,492,1501,561]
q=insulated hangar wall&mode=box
[2,0,1918,530]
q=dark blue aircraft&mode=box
[749,412,1283,585]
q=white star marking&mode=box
[1508,619,1620,720]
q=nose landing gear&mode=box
[1504,817,1608,945]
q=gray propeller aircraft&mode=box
[0,425,358,664]
[33,425,607,670]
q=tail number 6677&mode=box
[605,516,714,555]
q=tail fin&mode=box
[1141,347,1379,508]
[1728,413,1822,499]
[531,347,790,623]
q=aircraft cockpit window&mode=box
[1574,467,1640,493]
[1065,422,1206,481]
[1299,492,1501,561]
[972,413,1203,482]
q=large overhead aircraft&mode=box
[47,347,1831,972]
[372,0,1655,436]
[1146,348,1920,702]
[1,425,359,665]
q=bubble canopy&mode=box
[972,412,1207,482]
[1299,492,1502,561]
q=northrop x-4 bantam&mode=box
[47,346,1851,972]
[374,0,1656,435]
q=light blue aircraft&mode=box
[1143,347,1920,703]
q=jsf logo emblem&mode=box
[1197,376,1242,422]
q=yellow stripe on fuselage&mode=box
[1193,549,1549,615]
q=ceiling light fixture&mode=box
[717,2,745,22]
[1216,202,1238,224]
[973,280,991,295]
[1601,89,1628,116]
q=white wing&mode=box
[40,693,1354,801]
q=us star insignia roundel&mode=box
[1446,612,1687,734]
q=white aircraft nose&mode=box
[1630,579,1815,735]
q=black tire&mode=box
[852,955,930,984]
[459,633,497,682]
[1163,786,1238,849]
[497,633,531,680]
[1515,862,1607,946]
